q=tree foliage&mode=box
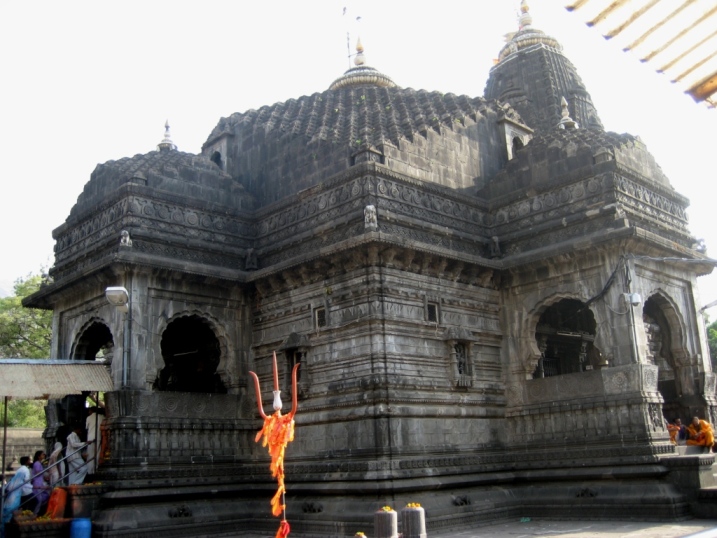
[708,319,717,371]
[0,274,52,359]
[4,400,47,428]
[1,274,52,427]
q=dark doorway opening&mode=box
[155,315,226,393]
[534,299,600,378]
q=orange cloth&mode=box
[687,419,715,447]
[45,488,67,519]
[667,423,680,444]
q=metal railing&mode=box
[1,440,94,515]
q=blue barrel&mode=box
[70,518,92,538]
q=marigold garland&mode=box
[250,356,300,538]
[255,411,296,517]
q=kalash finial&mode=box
[354,37,366,66]
[157,120,177,152]
[249,352,300,538]
[558,96,579,130]
[519,0,533,30]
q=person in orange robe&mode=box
[686,416,715,448]
[667,418,686,445]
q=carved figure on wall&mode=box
[245,248,258,270]
[490,236,501,258]
[364,204,377,230]
[120,230,133,247]
[455,343,467,375]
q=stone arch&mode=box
[153,312,231,394]
[643,290,689,419]
[210,151,223,169]
[526,295,600,378]
[72,317,114,362]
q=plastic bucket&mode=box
[70,518,92,538]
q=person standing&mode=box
[16,456,34,510]
[85,407,104,477]
[2,456,31,525]
[47,442,66,487]
[66,425,87,485]
[30,450,50,515]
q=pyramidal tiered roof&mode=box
[204,87,513,151]
[485,0,603,134]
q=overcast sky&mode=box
[1,1,714,310]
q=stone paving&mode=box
[429,519,717,538]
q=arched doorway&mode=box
[54,320,114,452]
[533,298,601,378]
[154,315,226,393]
[643,294,683,420]
[72,321,114,362]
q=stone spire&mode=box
[484,2,603,134]
[157,120,177,152]
[329,38,397,90]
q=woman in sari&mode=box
[47,442,66,487]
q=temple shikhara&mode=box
[24,2,717,536]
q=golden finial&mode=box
[354,37,365,66]
[519,0,533,30]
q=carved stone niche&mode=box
[279,332,311,398]
[351,146,384,166]
[443,327,477,388]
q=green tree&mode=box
[0,273,52,427]
[5,400,46,428]
[708,319,717,371]
[0,274,52,358]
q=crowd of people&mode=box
[1,406,104,525]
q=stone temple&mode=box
[25,2,717,536]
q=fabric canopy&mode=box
[0,359,114,399]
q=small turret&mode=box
[157,120,177,152]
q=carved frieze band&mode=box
[614,175,689,233]
[256,174,489,251]
[54,196,254,264]
[492,176,606,232]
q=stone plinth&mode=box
[374,509,398,538]
[401,506,427,538]
[65,484,110,518]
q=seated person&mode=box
[686,416,715,448]
[667,418,687,445]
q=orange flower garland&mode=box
[255,410,296,516]
[250,353,300,538]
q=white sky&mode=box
[1,1,715,311]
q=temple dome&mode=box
[68,148,252,222]
[497,0,562,62]
[328,38,397,90]
[203,86,526,206]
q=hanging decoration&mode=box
[249,352,300,538]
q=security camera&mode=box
[624,292,642,307]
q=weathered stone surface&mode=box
[22,5,716,537]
